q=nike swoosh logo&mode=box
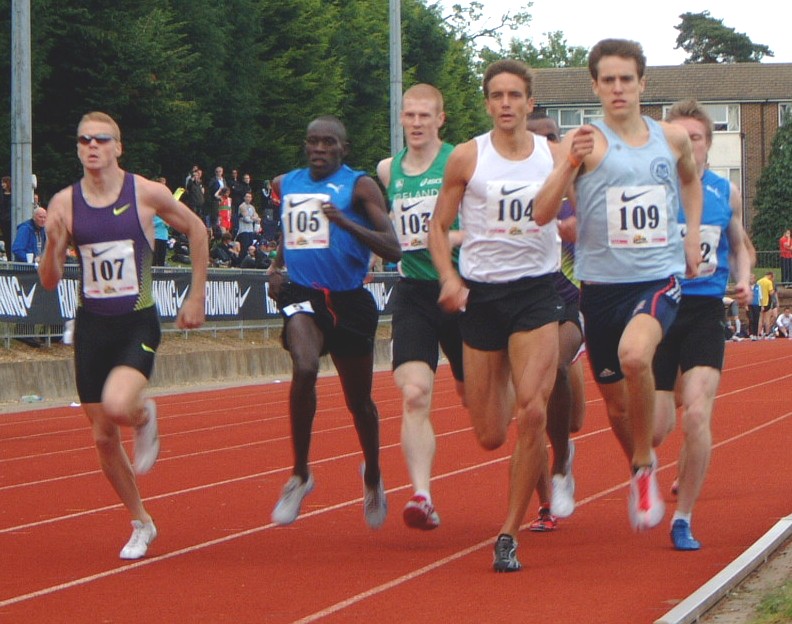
[22,285,36,308]
[501,184,530,196]
[141,343,156,354]
[620,190,651,203]
[400,200,423,212]
[176,287,189,308]
[289,198,312,208]
[239,287,251,307]
[113,203,130,216]
[91,246,114,258]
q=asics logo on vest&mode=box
[113,203,131,216]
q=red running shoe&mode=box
[528,506,558,532]
[403,494,440,530]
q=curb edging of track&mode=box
[654,514,792,624]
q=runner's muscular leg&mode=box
[676,366,719,515]
[84,402,151,523]
[619,314,663,467]
[500,323,558,536]
[394,361,436,494]
[333,351,381,488]
[284,313,324,481]
[462,345,513,450]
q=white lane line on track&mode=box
[2,410,790,612]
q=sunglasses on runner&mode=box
[77,134,115,145]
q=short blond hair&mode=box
[665,99,714,145]
[78,111,121,141]
[403,83,444,113]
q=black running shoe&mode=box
[493,533,522,572]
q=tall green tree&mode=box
[1,0,577,202]
[675,11,774,64]
[480,31,588,69]
[749,118,792,251]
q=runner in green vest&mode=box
[377,84,464,531]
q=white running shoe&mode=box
[362,469,387,529]
[133,399,160,475]
[120,519,157,560]
[271,473,315,525]
[551,440,576,518]
[628,456,665,531]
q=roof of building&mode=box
[533,63,792,106]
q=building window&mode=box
[662,103,740,132]
[546,107,603,137]
[780,103,792,126]
[709,167,741,189]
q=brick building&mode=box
[533,63,792,230]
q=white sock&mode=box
[414,489,431,504]
[672,511,691,525]
[735,319,741,334]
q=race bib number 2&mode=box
[79,239,140,299]
[283,193,330,249]
[680,223,722,277]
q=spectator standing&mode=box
[756,271,775,337]
[216,187,232,232]
[206,166,226,227]
[236,191,260,252]
[152,177,171,267]
[184,167,206,218]
[1,176,11,260]
[12,206,47,263]
[779,229,791,285]
[267,115,401,530]
[748,273,762,339]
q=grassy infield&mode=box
[748,581,792,623]
[727,268,790,622]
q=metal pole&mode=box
[388,0,403,156]
[11,0,34,234]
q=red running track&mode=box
[1,339,791,623]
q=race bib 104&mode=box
[485,181,542,238]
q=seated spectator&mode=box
[254,241,272,269]
[776,307,792,339]
[12,206,47,263]
[210,231,240,267]
[240,245,259,269]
